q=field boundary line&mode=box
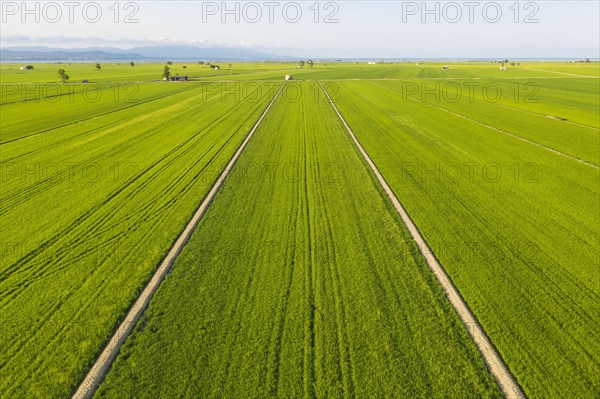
[319,81,527,399]
[403,94,599,169]
[469,96,600,132]
[326,76,596,81]
[521,67,596,78]
[71,83,285,399]
[391,80,599,132]
[1,84,200,145]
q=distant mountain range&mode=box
[0,46,280,61]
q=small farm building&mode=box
[169,75,188,81]
[285,75,294,81]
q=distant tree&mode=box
[307,59,313,69]
[57,69,70,83]
[95,63,101,71]
[585,58,591,63]
[198,61,205,65]
[167,61,173,65]
[130,62,135,67]
[298,60,305,69]
[162,65,171,80]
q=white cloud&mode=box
[0,34,244,49]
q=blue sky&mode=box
[2,1,599,58]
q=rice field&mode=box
[1,61,598,398]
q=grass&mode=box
[95,82,501,399]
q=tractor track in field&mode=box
[70,82,285,399]
[319,81,527,399]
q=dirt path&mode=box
[472,97,600,131]
[405,94,599,169]
[71,83,285,399]
[319,81,527,399]
[522,67,596,78]
[365,80,598,169]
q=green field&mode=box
[328,80,599,398]
[1,61,598,398]
[0,78,278,397]
[3,60,596,83]
[94,82,501,398]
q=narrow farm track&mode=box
[70,83,285,399]
[406,96,599,169]
[474,97,600,131]
[364,80,599,168]
[329,76,597,81]
[319,81,527,399]
[0,84,199,145]
[521,67,596,78]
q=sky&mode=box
[1,1,599,58]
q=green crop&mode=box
[95,82,501,398]
[1,61,598,398]
[0,82,279,397]
[329,80,600,398]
